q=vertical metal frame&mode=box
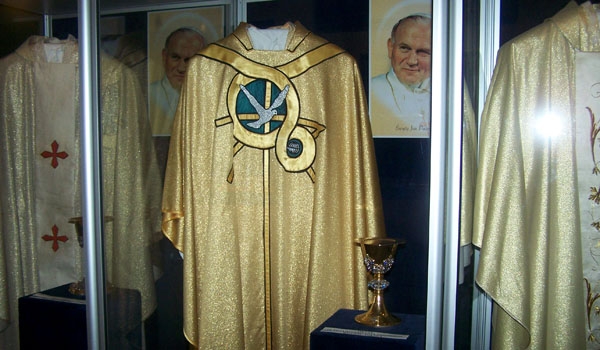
[427,0,463,348]
[77,1,245,348]
[443,0,463,348]
[43,14,52,36]
[426,0,448,346]
[79,0,106,347]
[236,0,247,22]
[79,0,107,349]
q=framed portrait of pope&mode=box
[369,0,432,138]
[147,6,224,136]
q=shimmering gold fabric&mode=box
[473,2,599,348]
[162,22,384,349]
[0,36,162,347]
[461,86,476,247]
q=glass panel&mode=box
[455,0,480,348]
[0,5,85,350]
[469,0,584,348]
[95,3,232,349]
[248,0,431,329]
[0,5,43,57]
[0,1,236,349]
[96,10,158,348]
[0,0,469,348]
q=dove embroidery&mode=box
[240,83,290,129]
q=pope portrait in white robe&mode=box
[370,13,431,138]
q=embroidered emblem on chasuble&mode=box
[207,43,339,182]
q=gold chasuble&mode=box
[473,2,600,349]
[162,22,384,349]
[0,36,162,347]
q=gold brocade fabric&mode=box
[473,2,600,349]
[0,36,162,348]
[162,22,385,349]
[461,86,477,248]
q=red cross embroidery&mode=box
[42,224,69,252]
[41,140,68,168]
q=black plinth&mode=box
[310,309,425,350]
[19,283,142,350]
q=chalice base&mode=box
[68,279,86,296]
[68,278,115,296]
[355,308,401,327]
[355,293,401,327]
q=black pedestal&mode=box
[19,283,142,350]
[310,309,425,350]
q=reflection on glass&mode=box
[455,0,480,348]
[146,7,224,136]
[99,14,164,349]
[0,25,160,346]
[67,216,113,296]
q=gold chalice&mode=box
[355,237,405,327]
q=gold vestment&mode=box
[473,2,599,348]
[162,22,384,349]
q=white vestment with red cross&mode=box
[0,36,162,347]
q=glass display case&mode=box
[0,0,490,348]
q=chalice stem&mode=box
[369,286,389,316]
[368,273,397,322]
[355,273,400,327]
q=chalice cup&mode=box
[355,237,405,327]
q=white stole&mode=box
[34,43,80,290]
[576,51,600,342]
